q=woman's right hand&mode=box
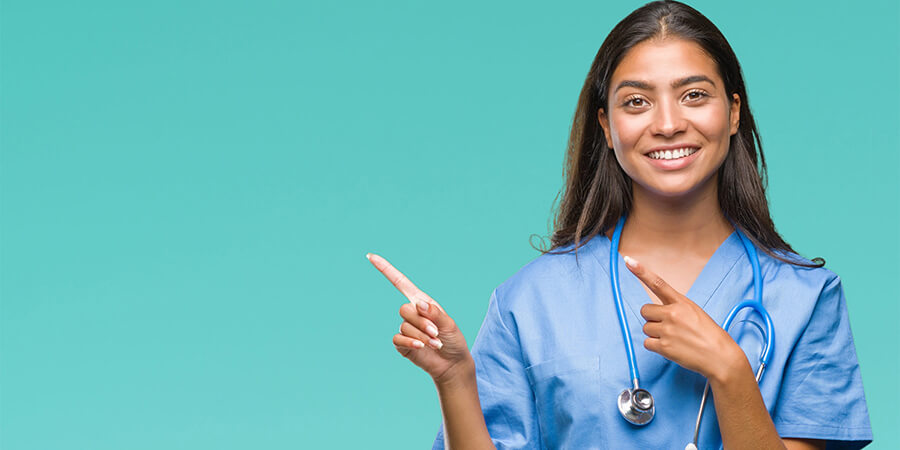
[366,253,473,385]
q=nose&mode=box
[649,98,687,137]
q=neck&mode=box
[622,179,733,255]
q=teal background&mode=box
[2,0,897,448]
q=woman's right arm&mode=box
[368,253,495,450]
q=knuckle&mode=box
[651,276,666,290]
[399,303,415,317]
[394,345,411,357]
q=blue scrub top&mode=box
[432,232,872,449]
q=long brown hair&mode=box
[538,0,823,267]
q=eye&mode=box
[622,95,648,108]
[684,89,709,102]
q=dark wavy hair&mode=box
[535,0,823,267]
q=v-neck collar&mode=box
[591,231,745,324]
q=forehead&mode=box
[611,38,721,88]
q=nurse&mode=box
[367,1,871,448]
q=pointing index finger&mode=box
[623,255,682,305]
[366,253,426,302]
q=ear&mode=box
[597,108,614,149]
[729,93,741,136]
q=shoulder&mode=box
[759,249,840,289]
[759,252,846,323]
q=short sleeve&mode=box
[432,289,541,449]
[772,275,872,449]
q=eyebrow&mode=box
[613,75,716,94]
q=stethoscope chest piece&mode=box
[617,387,654,425]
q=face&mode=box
[597,38,740,199]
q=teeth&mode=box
[647,147,698,160]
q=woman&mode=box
[367,1,871,448]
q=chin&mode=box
[637,176,713,199]
[650,187,699,198]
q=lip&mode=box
[644,146,702,171]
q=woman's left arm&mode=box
[706,344,823,450]
[622,256,824,450]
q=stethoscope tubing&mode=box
[610,216,641,389]
[610,215,775,448]
[732,230,775,367]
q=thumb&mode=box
[623,255,682,305]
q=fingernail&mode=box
[426,324,439,338]
[623,255,638,268]
[413,340,425,348]
[416,300,429,313]
[429,338,443,349]
[366,253,372,260]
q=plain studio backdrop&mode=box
[2,0,898,448]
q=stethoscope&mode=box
[609,216,774,450]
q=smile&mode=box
[647,147,699,160]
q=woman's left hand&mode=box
[623,255,744,381]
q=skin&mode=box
[368,36,825,450]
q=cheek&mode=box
[691,104,731,140]
[609,115,644,150]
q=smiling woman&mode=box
[368,1,872,449]
[598,39,739,198]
